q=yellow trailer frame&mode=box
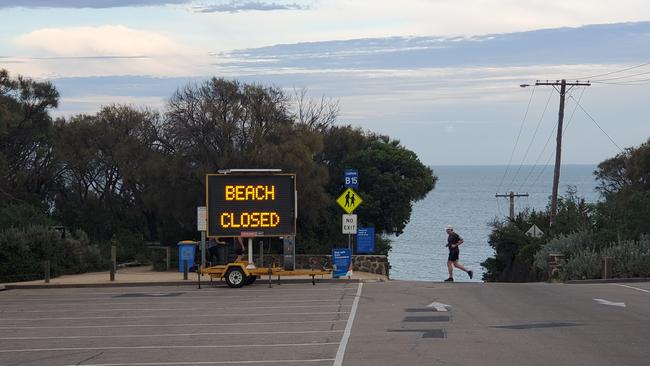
[200,262,331,288]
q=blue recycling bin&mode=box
[177,240,198,272]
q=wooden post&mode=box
[110,244,116,281]
[44,260,50,283]
[166,246,170,271]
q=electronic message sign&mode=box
[206,174,296,237]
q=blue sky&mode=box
[1,0,650,175]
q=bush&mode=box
[0,225,108,282]
[533,231,596,274]
[562,249,601,281]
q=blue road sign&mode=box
[357,227,375,253]
[344,169,359,189]
[332,248,352,278]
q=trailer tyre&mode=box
[225,267,246,288]
[245,275,257,285]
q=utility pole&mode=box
[521,79,590,228]
[495,191,529,220]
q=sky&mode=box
[1,0,650,179]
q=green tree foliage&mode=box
[0,69,59,204]
[481,188,591,282]
[593,139,650,242]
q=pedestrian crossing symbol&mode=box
[336,188,363,214]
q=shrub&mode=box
[0,225,108,282]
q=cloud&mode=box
[14,25,185,57]
[0,0,189,8]
[194,1,307,13]
[11,26,211,77]
[0,0,307,11]
[218,22,650,70]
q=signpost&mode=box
[356,227,375,253]
[336,173,363,255]
[197,206,207,268]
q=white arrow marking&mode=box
[593,298,626,308]
[426,302,452,312]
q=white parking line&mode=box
[614,284,650,293]
[4,285,352,296]
[0,293,357,302]
[0,329,344,340]
[0,311,351,322]
[0,299,353,308]
[334,282,363,366]
[0,342,340,353]
[62,359,335,366]
[0,304,352,313]
[0,319,347,330]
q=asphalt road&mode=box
[1,280,649,365]
[345,281,650,366]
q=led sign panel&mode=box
[206,174,296,237]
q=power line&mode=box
[497,85,537,193]
[507,88,554,189]
[592,78,650,85]
[592,69,650,82]
[568,95,624,152]
[577,61,650,80]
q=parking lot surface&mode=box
[0,282,362,366]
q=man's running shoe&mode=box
[444,277,454,282]
[468,270,474,279]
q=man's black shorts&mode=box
[448,249,459,262]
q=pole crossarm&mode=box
[534,80,591,86]
[495,192,529,220]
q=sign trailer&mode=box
[200,170,329,288]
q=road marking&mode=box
[0,319,347,330]
[0,293,357,303]
[0,299,353,308]
[426,302,452,312]
[334,282,363,366]
[593,298,626,307]
[0,330,344,340]
[614,284,650,293]
[0,304,352,313]
[0,342,340,353]
[0,311,351,322]
[62,360,335,366]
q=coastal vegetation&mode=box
[0,69,435,282]
[482,139,650,281]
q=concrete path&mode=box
[1,265,387,289]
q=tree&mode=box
[0,69,59,205]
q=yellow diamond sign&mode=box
[336,188,363,214]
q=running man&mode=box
[444,225,473,282]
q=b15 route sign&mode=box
[206,174,296,237]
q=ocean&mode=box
[387,164,599,282]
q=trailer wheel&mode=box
[245,275,257,285]
[225,267,246,288]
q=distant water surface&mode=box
[388,165,598,282]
